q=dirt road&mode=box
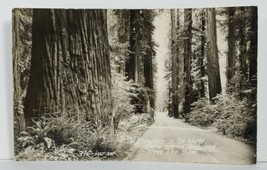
[131,112,256,164]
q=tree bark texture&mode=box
[183,9,192,114]
[226,8,236,93]
[200,11,206,98]
[126,10,140,82]
[24,9,112,126]
[205,8,222,101]
[248,7,257,85]
[144,29,154,90]
[239,7,248,81]
[171,9,179,118]
[13,9,26,135]
[144,33,155,109]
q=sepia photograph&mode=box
[13,7,257,164]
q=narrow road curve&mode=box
[131,112,256,164]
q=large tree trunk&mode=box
[183,9,192,115]
[170,9,179,118]
[13,9,26,135]
[24,9,112,126]
[226,8,236,93]
[238,7,248,95]
[200,10,206,98]
[247,7,257,110]
[144,36,154,90]
[248,7,257,86]
[126,10,140,82]
[205,8,222,101]
[144,32,154,109]
[143,10,156,110]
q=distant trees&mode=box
[167,8,209,118]
[167,8,207,118]
[113,9,156,112]
[224,7,257,101]
[24,9,113,126]
[186,7,257,143]
[13,7,257,160]
[14,7,257,134]
[167,7,257,117]
[166,7,257,144]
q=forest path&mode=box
[130,112,255,164]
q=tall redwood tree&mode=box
[24,9,113,126]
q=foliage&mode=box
[112,9,157,84]
[109,38,129,72]
[186,98,219,127]
[15,114,80,154]
[214,94,256,141]
[186,94,256,143]
[130,83,150,114]
[16,144,78,161]
[15,110,152,160]
[111,71,136,129]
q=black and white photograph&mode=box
[13,7,257,164]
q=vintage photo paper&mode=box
[13,7,257,164]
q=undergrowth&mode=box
[15,112,153,161]
[186,93,256,144]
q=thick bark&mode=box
[125,10,140,82]
[144,46,154,109]
[144,39,154,109]
[143,10,155,109]
[205,8,222,101]
[226,8,236,93]
[144,34,154,90]
[168,86,172,116]
[183,9,192,114]
[13,9,26,135]
[200,11,206,98]
[24,9,112,126]
[248,7,257,86]
[247,7,257,107]
[239,7,248,81]
[170,9,179,118]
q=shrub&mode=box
[15,144,78,161]
[186,94,256,142]
[16,114,81,153]
[186,98,219,127]
[16,110,133,160]
[16,71,154,160]
[111,71,136,131]
[214,94,256,140]
[130,83,150,113]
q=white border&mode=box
[0,0,266,168]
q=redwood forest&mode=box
[13,7,257,164]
